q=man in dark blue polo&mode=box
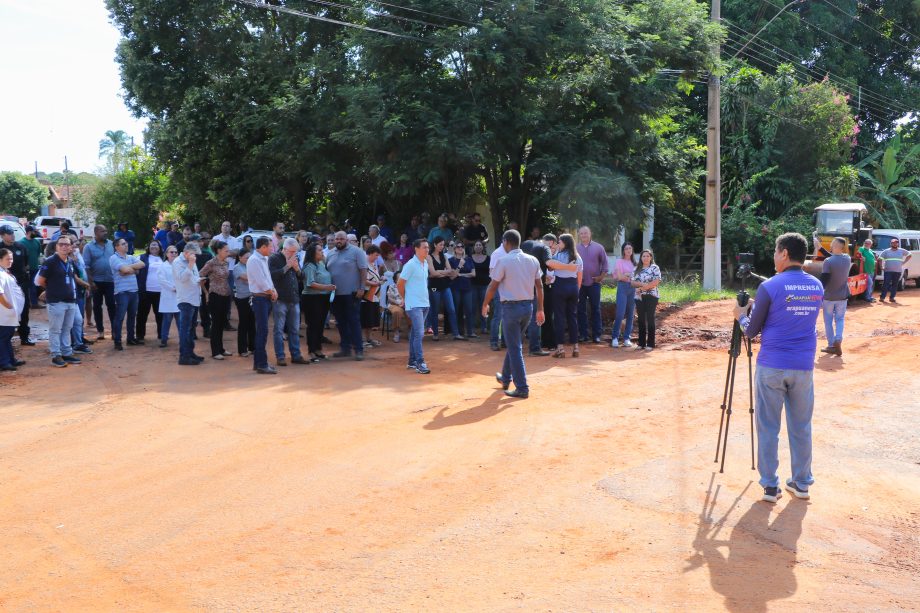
[35,236,82,367]
[482,230,544,399]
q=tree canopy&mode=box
[0,171,48,219]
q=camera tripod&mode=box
[714,287,756,474]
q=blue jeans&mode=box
[406,307,429,367]
[177,302,198,360]
[473,285,489,332]
[880,271,900,300]
[822,300,846,345]
[113,291,139,344]
[427,287,459,337]
[452,287,474,336]
[160,312,180,342]
[252,296,272,369]
[332,293,363,355]
[489,291,503,347]
[272,300,302,360]
[47,302,76,357]
[71,296,85,347]
[755,366,815,491]
[0,325,15,366]
[578,283,602,340]
[553,277,579,345]
[863,273,874,300]
[612,281,635,342]
[527,297,542,352]
[498,300,533,393]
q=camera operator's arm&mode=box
[734,283,771,339]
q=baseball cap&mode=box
[0,225,14,235]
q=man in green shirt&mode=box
[858,238,877,303]
[18,225,43,307]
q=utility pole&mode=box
[703,0,721,290]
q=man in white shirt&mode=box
[247,236,278,374]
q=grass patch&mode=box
[601,278,736,306]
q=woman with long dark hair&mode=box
[611,242,637,348]
[449,242,476,337]
[632,249,662,351]
[136,240,164,342]
[199,240,233,359]
[394,233,413,266]
[551,233,583,358]
[426,236,461,340]
[470,240,490,335]
[302,242,335,360]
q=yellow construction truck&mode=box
[804,202,873,297]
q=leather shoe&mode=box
[256,366,278,375]
[1,365,16,371]
[277,358,288,366]
[20,339,36,346]
[290,356,310,365]
[332,350,351,358]
[178,358,201,366]
[529,349,551,356]
[495,372,510,390]
[13,359,25,367]
[504,389,529,399]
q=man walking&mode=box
[576,226,607,343]
[858,238,877,302]
[879,237,912,303]
[269,238,309,366]
[820,237,851,356]
[482,230,544,399]
[82,224,116,341]
[0,226,32,345]
[35,236,82,368]
[398,238,431,374]
[173,242,203,365]
[326,230,368,360]
[247,236,278,374]
[734,232,823,503]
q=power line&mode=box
[298,0,463,30]
[721,17,917,117]
[230,0,424,40]
[816,0,920,52]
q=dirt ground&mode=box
[1,289,919,612]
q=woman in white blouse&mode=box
[157,245,181,348]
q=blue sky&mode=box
[0,0,147,174]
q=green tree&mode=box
[0,171,48,218]
[856,131,920,227]
[98,129,132,174]
[92,152,176,246]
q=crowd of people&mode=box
[0,214,671,384]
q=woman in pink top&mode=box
[611,242,637,347]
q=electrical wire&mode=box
[816,0,919,52]
[230,0,425,40]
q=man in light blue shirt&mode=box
[108,237,145,350]
[82,224,116,340]
[482,230,544,398]
[173,242,203,365]
[398,238,431,374]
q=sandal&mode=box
[552,347,566,358]
[572,345,580,358]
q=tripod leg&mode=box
[715,347,735,463]
[746,336,755,471]
[719,348,739,474]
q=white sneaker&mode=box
[623,339,633,347]
[610,338,619,348]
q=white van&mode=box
[872,229,920,289]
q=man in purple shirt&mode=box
[576,226,608,343]
[734,232,823,504]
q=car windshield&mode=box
[816,210,854,235]
[38,218,65,226]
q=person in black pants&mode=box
[632,249,662,351]
[136,241,164,341]
[301,243,335,360]
[233,250,255,356]
[0,227,32,344]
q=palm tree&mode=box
[856,132,920,228]
[98,130,131,174]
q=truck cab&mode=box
[804,203,872,297]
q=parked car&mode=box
[32,216,83,245]
[239,229,274,247]
[872,229,920,290]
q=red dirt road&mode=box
[1,293,919,611]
